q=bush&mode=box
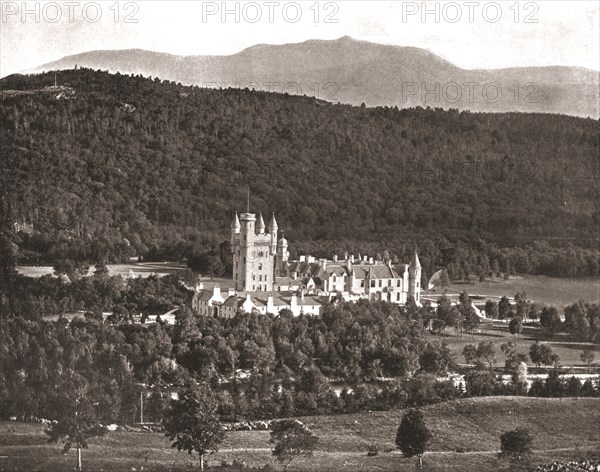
[367,444,379,456]
[500,428,533,458]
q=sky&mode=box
[1,0,599,77]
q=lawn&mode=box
[425,275,600,307]
[430,321,600,369]
[1,397,598,472]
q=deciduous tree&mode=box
[395,408,430,468]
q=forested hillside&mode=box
[1,69,598,278]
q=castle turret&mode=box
[408,251,422,304]
[268,213,278,255]
[230,212,240,245]
[256,212,265,234]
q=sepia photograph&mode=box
[0,1,599,471]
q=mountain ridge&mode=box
[29,36,599,118]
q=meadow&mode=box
[1,397,598,472]
[425,275,600,307]
[430,321,600,369]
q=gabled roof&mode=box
[275,276,304,287]
[197,290,218,302]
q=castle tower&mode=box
[408,251,422,304]
[275,233,289,276]
[231,210,277,292]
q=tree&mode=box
[439,270,450,289]
[45,371,108,471]
[476,341,496,370]
[498,296,511,321]
[529,342,560,368]
[540,307,562,332]
[163,385,225,471]
[462,344,478,366]
[485,300,499,320]
[501,341,527,372]
[512,361,528,395]
[395,408,431,468]
[270,419,319,471]
[580,349,595,368]
[419,341,453,375]
[206,256,225,279]
[509,317,523,340]
[500,428,533,459]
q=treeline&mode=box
[0,271,191,320]
[1,69,599,277]
[2,306,598,426]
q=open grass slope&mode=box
[432,322,600,369]
[1,397,598,472]
[425,275,600,307]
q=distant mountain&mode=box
[32,36,599,118]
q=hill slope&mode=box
[1,398,599,471]
[32,36,600,118]
[0,70,598,275]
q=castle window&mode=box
[371,280,375,288]
[397,293,400,301]
[259,275,262,281]
[379,280,382,288]
[258,264,263,270]
[388,280,392,287]
[361,281,365,288]
[397,280,401,287]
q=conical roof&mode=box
[410,251,422,269]
[257,212,266,233]
[231,212,240,230]
[268,212,278,232]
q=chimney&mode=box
[350,254,355,263]
[299,255,306,262]
[228,288,236,297]
[290,294,298,307]
[196,282,204,292]
[333,255,338,262]
[363,255,368,262]
[293,271,297,280]
[344,251,349,260]
[369,257,374,264]
[319,258,327,269]
[212,285,221,298]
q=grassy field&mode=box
[1,397,599,472]
[425,275,600,307]
[429,321,600,369]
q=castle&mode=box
[192,210,422,318]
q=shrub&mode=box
[500,428,533,458]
